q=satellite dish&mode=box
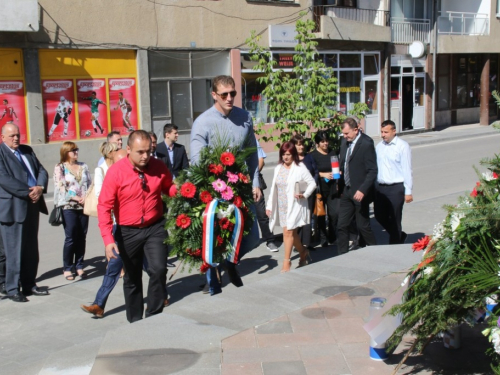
[408,41,426,58]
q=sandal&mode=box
[64,271,75,281]
[77,270,87,279]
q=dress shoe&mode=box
[9,293,28,302]
[400,231,408,244]
[348,242,360,251]
[0,283,7,296]
[80,304,104,318]
[226,265,243,287]
[30,287,50,296]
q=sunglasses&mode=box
[215,91,237,100]
[138,171,146,190]
[71,148,79,152]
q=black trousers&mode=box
[316,190,340,244]
[337,186,376,254]
[298,194,315,246]
[0,201,41,295]
[115,218,168,323]
[254,192,274,243]
[374,183,405,244]
[0,228,5,285]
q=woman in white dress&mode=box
[266,142,317,273]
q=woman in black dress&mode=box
[290,134,318,251]
[310,130,340,246]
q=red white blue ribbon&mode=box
[227,204,244,264]
[202,199,244,267]
[202,199,219,267]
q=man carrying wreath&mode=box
[190,75,261,295]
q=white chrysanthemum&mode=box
[433,221,445,239]
[491,329,500,354]
[483,170,496,181]
[424,267,433,276]
[216,204,235,219]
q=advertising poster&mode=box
[42,80,77,142]
[108,78,139,134]
[76,79,108,139]
[0,80,28,143]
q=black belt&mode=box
[378,182,403,186]
[120,216,164,229]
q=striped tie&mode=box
[344,144,352,187]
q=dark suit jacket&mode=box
[156,141,189,178]
[339,132,377,201]
[0,143,48,223]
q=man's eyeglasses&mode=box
[138,172,146,190]
[215,91,237,100]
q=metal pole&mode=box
[431,0,437,130]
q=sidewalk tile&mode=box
[347,357,393,375]
[223,347,301,364]
[221,362,263,375]
[327,317,370,343]
[339,342,370,359]
[298,343,342,360]
[222,328,257,350]
[262,360,307,375]
[256,320,293,334]
[303,356,350,375]
[256,330,336,347]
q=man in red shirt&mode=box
[1,100,18,123]
[98,130,172,323]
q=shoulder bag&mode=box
[83,167,103,217]
[313,190,326,217]
[48,205,64,226]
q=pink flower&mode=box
[212,179,227,192]
[226,171,239,183]
[221,186,234,200]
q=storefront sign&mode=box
[340,86,361,93]
[269,25,298,48]
[109,78,138,134]
[42,80,77,141]
[0,80,28,143]
[274,54,295,68]
[77,79,109,139]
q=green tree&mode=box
[246,17,368,151]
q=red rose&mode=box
[200,190,213,204]
[209,164,224,175]
[220,152,235,166]
[169,184,178,197]
[180,182,196,199]
[217,235,224,246]
[200,262,210,273]
[493,172,499,179]
[194,249,202,257]
[470,187,478,197]
[412,235,430,252]
[233,196,243,208]
[227,222,234,232]
[219,218,230,230]
[176,214,191,229]
[238,173,249,184]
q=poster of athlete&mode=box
[108,78,138,134]
[76,79,108,139]
[42,80,76,141]
[0,80,28,143]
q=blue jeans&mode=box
[94,249,123,308]
[207,204,260,295]
[62,209,89,271]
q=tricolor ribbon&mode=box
[202,199,244,267]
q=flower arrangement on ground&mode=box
[387,141,500,371]
[164,137,255,273]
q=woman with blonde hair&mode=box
[54,142,91,280]
[266,142,316,273]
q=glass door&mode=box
[413,75,425,129]
[170,81,193,130]
[363,79,379,136]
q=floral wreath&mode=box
[164,138,256,273]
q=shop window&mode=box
[364,80,378,115]
[192,51,230,78]
[339,70,361,113]
[150,81,169,118]
[364,55,379,75]
[455,54,482,108]
[340,54,361,68]
[437,55,450,110]
[391,66,401,75]
[402,67,412,73]
[149,51,190,78]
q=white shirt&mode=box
[376,136,412,195]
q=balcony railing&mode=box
[313,5,389,32]
[391,18,431,44]
[437,11,489,35]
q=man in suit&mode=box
[0,123,49,302]
[337,118,378,255]
[156,124,188,178]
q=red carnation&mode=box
[227,222,234,232]
[233,196,243,208]
[217,235,224,246]
[200,190,213,204]
[493,172,499,179]
[238,173,249,184]
[412,235,430,252]
[169,184,178,197]
[194,249,202,257]
[209,164,224,175]
[470,187,478,197]
[219,217,230,230]
[176,214,191,229]
[220,152,236,166]
[180,182,196,199]
[200,262,210,273]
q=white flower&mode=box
[401,275,410,287]
[491,329,500,354]
[433,221,445,240]
[483,170,496,181]
[424,267,434,276]
[486,295,498,305]
[216,204,235,219]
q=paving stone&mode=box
[255,320,293,335]
[221,362,263,375]
[223,347,301,364]
[262,360,307,375]
[327,317,370,343]
[303,356,351,375]
[222,328,257,349]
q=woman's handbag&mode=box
[83,167,103,217]
[48,206,64,226]
[313,192,326,217]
